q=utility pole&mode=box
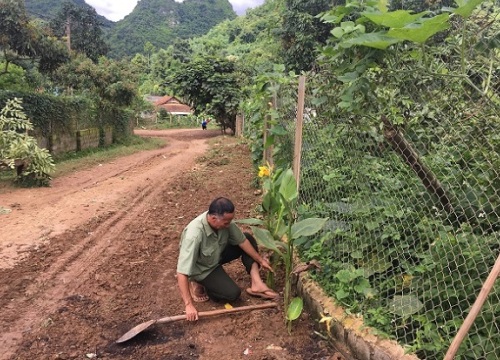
[66,16,71,52]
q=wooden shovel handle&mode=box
[156,302,278,324]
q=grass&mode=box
[137,118,200,130]
[53,135,167,176]
[0,135,166,190]
[137,118,222,131]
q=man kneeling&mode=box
[176,197,278,321]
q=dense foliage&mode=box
[0,98,55,185]
[0,0,69,76]
[24,0,113,28]
[106,0,236,58]
[279,0,337,73]
[53,55,138,143]
[49,1,109,62]
[168,56,243,133]
[241,1,499,359]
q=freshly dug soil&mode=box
[0,129,343,360]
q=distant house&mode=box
[147,95,193,116]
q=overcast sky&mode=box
[84,0,266,21]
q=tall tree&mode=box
[168,56,242,134]
[280,0,337,73]
[53,55,137,107]
[50,1,108,62]
[0,0,69,78]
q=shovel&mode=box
[116,302,278,343]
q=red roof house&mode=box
[153,95,193,116]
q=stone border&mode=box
[296,274,419,360]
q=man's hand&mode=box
[259,258,274,273]
[185,303,199,321]
[177,272,199,321]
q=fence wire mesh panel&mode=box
[271,3,499,360]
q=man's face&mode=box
[208,212,234,230]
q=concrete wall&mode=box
[35,127,114,155]
[78,128,100,151]
[296,274,420,360]
[103,126,113,146]
[50,132,78,155]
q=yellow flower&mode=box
[258,166,271,178]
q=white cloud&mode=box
[85,0,266,21]
[85,0,138,21]
[230,0,266,15]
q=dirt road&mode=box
[0,129,338,359]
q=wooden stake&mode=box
[293,76,306,190]
[444,252,500,359]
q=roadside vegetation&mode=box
[0,135,165,187]
[51,136,166,177]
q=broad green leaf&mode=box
[264,133,275,148]
[342,32,401,49]
[362,10,427,28]
[286,297,304,321]
[328,202,353,214]
[336,269,355,283]
[350,251,363,259]
[453,0,484,18]
[269,125,288,136]
[262,191,271,212]
[387,295,424,316]
[387,14,450,44]
[337,71,359,83]
[339,101,352,109]
[279,169,298,202]
[291,218,328,239]
[311,96,327,106]
[275,222,288,239]
[353,278,372,294]
[335,288,349,300]
[293,236,310,246]
[250,226,284,256]
[236,218,264,226]
[364,221,381,231]
[340,21,356,29]
[362,252,392,277]
[377,0,389,12]
[331,27,344,38]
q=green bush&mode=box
[0,98,55,186]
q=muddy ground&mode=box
[0,129,343,360]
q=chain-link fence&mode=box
[259,3,499,360]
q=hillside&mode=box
[24,0,237,59]
[189,1,283,72]
[24,0,114,29]
[107,0,237,58]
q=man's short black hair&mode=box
[208,197,235,216]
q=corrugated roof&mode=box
[158,103,192,114]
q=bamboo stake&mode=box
[293,75,306,190]
[444,252,500,359]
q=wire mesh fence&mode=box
[259,2,499,359]
[293,78,499,359]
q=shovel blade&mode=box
[116,319,157,343]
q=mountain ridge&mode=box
[24,0,237,58]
